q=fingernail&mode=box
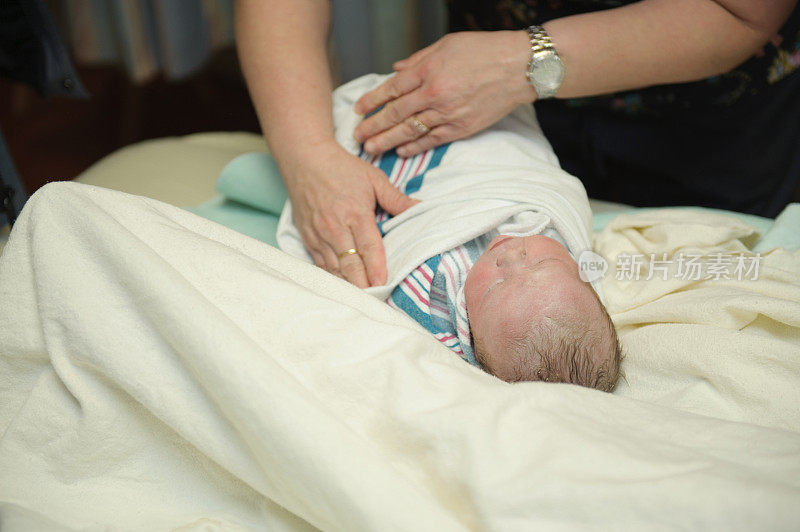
[365,141,376,152]
[397,147,407,157]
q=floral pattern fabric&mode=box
[446,0,800,116]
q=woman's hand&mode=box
[282,142,419,288]
[352,31,537,157]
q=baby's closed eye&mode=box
[487,278,504,293]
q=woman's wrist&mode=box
[508,30,541,105]
[275,136,344,184]
[528,1,789,100]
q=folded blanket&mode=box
[594,208,800,430]
[1,181,799,530]
[276,74,604,302]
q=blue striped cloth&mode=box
[362,142,481,365]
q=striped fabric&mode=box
[361,143,484,366]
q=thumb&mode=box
[373,177,419,216]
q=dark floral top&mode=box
[447,0,800,116]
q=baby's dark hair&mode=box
[474,288,622,392]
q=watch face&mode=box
[531,54,565,94]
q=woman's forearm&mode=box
[545,0,796,99]
[235,0,336,170]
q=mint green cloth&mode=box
[216,152,288,215]
[186,195,280,247]
[753,203,800,252]
[188,152,800,252]
[184,152,286,247]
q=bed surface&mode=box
[72,132,643,235]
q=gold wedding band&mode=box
[412,116,430,135]
[337,248,359,260]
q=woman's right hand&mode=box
[237,0,417,288]
[282,142,419,289]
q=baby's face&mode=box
[464,234,596,375]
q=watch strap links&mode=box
[525,24,563,99]
[526,25,556,58]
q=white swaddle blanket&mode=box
[276,74,604,302]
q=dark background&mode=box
[0,47,259,194]
[2,1,796,210]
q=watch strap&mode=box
[526,25,556,57]
[525,25,563,99]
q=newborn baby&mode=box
[368,146,621,392]
[465,232,619,390]
[278,74,621,391]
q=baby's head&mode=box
[464,234,621,391]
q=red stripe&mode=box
[392,157,408,186]
[442,256,459,292]
[402,278,429,306]
[413,150,429,177]
[430,304,449,315]
[415,264,433,283]
[455,246,471,270]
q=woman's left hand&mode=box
[353,30,538,157]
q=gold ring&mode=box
[337,248,358,260]
[412,116,430,135]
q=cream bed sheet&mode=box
[1,181,798,530]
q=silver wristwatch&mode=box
[525,25,565,99]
